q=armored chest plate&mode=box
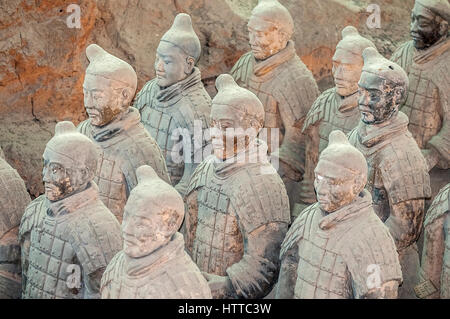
[401,66,441,148]
[295,216,351,299]
[94,149,127,221]
[140,107,184,184]
[24,214,80,299]
[192,178,243,276]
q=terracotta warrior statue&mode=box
[390,0,449,194]
[348,47,431,298]
[230,0,320,216]
[277,130,402,299]
[296,26,376,214]
[133,13,211,196]
[0,148,31,299]
[19,121,122,299]
[184,74,290,299]
[415,183,449,299]
[101,165,211,299]
[78,44,170,223]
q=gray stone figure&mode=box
[277,130,402,299]
[297,26,376,214]
[101,165,212,299]
[230,0,320,217]
[133,13,211,196]
[19,121,122,299]
[0,148,30,299]
[78,44,170,223]
[184,74,290,299]
[415,183,450,299]
[391,0,450,197]
[348,47,431,298]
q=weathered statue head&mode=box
[358,47,409,125]
[314,130,368,213]
[411,0,449,49]
[333,26,376,97]
[210,74,265,160]
[155,13,201,88]
[122,165,184,258]
[247,0,294,60]
[43,121,99,202]
[83,44,138,127]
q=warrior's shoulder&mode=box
[77,119,93,136]
[19,195,47,240]
[133,79,158,112]
[185,156,216,195]
[231,164,290,232]
[230,51,254,83]
[390,40,415,70]
[425,183,450,227]
[101,250,125,290]
[303,88,337,132]
[280,203,318,259]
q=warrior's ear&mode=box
[439,19,449,36]
[184,56,195,75]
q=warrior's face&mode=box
[155,41,194,88]
[314,160,360,213]
[83,74,128,127]
[42,149,87,202]
[210,104,259,161]
[358,72,404,125]
[247,15,288,60]
[122,198,170,258]
[332,48,364,97]
[410,2,447,50]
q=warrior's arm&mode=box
[297,123,320,206]
[83,267,105,299]
[417,216,445,299]
[225,221,288,299]
[18,232,30,294]
[385,199,425,250]
[275,241,299,299]
[426,88,450,170]
[182,191,199,254]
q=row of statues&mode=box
[0,0,448,299]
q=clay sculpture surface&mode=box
[78,44,170,222]
[230,0,320,217]
[277,130,402,299]
[416,183,450,299]
[298,26,376,213]
[133,13,211,196]
[348,47,431,298]
[101,165,212,299]
[391,0,450,196]
[19,121,122,299]
[184,74,290,299]
[0,149,31,299]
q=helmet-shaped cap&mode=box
[251,0,294,38]
[161,13,202,62]
[85,44,137,92]
[336,26,376,57]
[362,47,409,86]
[213,74,265,125]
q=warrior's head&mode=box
[358,47,408,125]
[314,130,368,213]
[410,0,449,49]
[83,44,137,127]
[332,26,376,97]
[210,74,264,160]
[155,13,201,88]
[247,0,294,60]
[43,121,99,202]
[122,165,184,258]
